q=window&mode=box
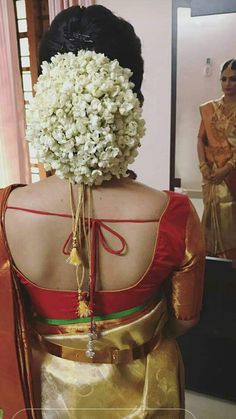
[14,0,49,182]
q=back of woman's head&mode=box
[39,5,144,101]
[221,59,236,73]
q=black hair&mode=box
[39,5,144,101]
[221,59,236,74]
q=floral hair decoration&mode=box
[27,50,145,186]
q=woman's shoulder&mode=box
[119,180,169,219]
[200,96,223,110]
[199,100,214,110]
[132,182,189,203]
[6,177,67,211]
[127,180,165,198]
[120,181,191,220]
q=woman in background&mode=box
[198,59,236,260]
[0,5,205,418]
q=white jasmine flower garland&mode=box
[26,51,145,185]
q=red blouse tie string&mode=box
[63,220,127,256]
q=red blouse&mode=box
[8,191,205,321]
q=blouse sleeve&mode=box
[165,201,205,321]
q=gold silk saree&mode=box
[199,98,236,259]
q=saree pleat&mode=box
[202,179,236,259]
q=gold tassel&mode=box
[77,299,91,317]
[67,245,83,266]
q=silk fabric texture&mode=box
[199,98,236,259]
[34,300,184,419]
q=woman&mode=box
[0,5,205,419]
[198,59,236,260]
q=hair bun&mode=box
[63,30,94,53]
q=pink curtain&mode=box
[0,0,31,187]
[48,0,95,23]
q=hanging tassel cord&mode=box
[67,182,90,317]
[67,183,84,266]
[66,183,97,348]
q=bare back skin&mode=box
[5,176,168,292]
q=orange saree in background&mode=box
[0,185,205,419]
[199,98,236,259]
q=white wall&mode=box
[98,0,172,189]
[176,9,236,190]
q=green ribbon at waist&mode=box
[35,300,149,325]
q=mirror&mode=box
[171,0,236,403]
[170,0,236,258]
